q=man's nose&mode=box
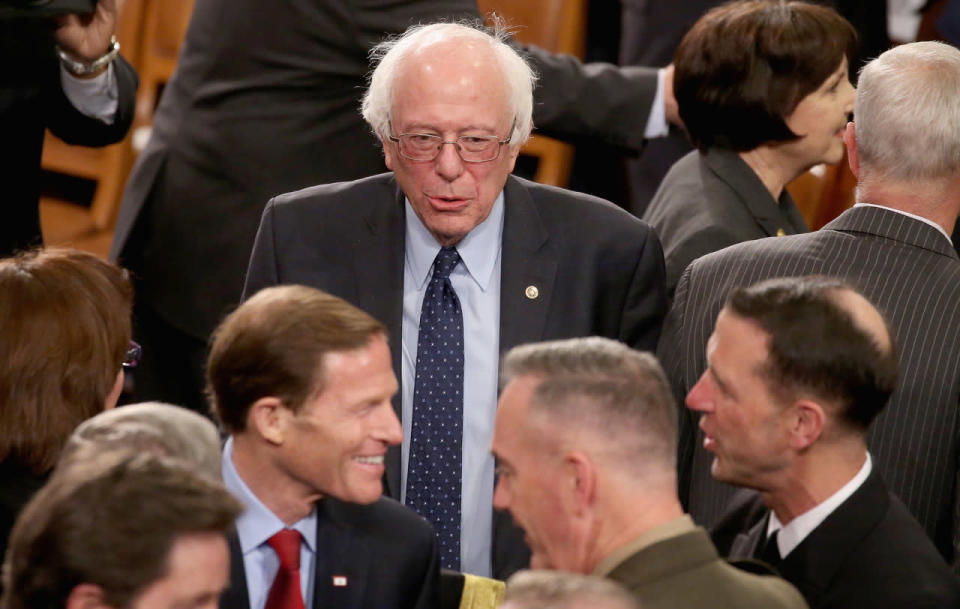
[434,141,465,181]
[685,374,713,413]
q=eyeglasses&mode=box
[388,120,515,163]
[122,341,142,368]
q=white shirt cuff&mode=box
[643,67,670,139]
[60,62,119,125]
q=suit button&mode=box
[525,285,539,299]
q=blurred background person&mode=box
[620,0,886,217]
[0,247,133,565]
[1,454,241,609]
[501,571,640,609]
[644,0,856,296]
[0,0,137,256]
[59,401,222,479]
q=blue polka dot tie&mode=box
[407,246,463,570]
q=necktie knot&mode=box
[433,247,461,280]
[268,529,302,570]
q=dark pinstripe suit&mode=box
[659,204,960,571]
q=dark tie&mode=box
[406,246,464,570]
[759,529,782,567]
[265,529,305,609]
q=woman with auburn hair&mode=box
[644,0,857,296]
[0,247,134,563]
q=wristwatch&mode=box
[57,36,120,76]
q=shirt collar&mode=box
[767,452,872,558]
[222,437,317,554]
[854,203,953,243]
[404,191,505,291]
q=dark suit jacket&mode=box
[713,469,960,608]
[659,204,960,571]
[242,172,667,577]
[0,459,49,597]
[606,525,808,609]
[109,0,659,343]
[220,496,438,609]
[643,147,808,296]
[0,19,137,257]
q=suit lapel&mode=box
[776,468,890,606]
[350,178,406,498]
[220,531,251,609]
[499,176,557,352]
[703,147,807,236]
[729,514,766,561]
[312,500,368,609]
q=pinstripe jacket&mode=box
[658,204,960,572]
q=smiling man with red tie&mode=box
[206,285,439,609]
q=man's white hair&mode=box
[361,21,536,146]
[856,41,960,182]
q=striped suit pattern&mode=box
[658,204,960,571]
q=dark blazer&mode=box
[713,469,960,608]
[606,525,808,609]
[109,0,659,344]
[643,148,808,296]
[0,20,137,257]
[243,172,667,577]
[659,204,960,571]
[220,496,439,609]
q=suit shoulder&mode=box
[714,563,810,609]
[514,176,652,238]
[267,172,397,213]
[328,496,435,543]
[836,494,960,605]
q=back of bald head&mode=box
[725,276,897,433]
[501,337,677,476]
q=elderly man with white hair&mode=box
[243,21,666,578]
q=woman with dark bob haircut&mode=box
[0,247,134,562]
[644,0,857,295]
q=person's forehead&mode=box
[713,310,771,373]
[395,39,507,100]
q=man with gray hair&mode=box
[243,22,666,577]
[59,402,223,479]
[659,40,960,571]
[491,337,807,609]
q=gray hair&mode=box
[501,337,677,471]
[855,41,960,182]
[502,570,640,609]
[59,402,222,480]
[361,21,535,145]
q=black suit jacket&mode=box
[109,0,659,343]
[242,172,667,577]
[643,147,808,296]
[659,204,960,571]
[220,496,438,609]
[0,19,137,256]
[713,469,960,609]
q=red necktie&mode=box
[264,529,306,609]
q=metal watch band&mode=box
[57,36,120,76]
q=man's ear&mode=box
[248,396,291,446]
[787,399,825,450]
[562,451,596,517]
[66,584,110,609]
[381,136,394,171]
[843,122,859,178]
